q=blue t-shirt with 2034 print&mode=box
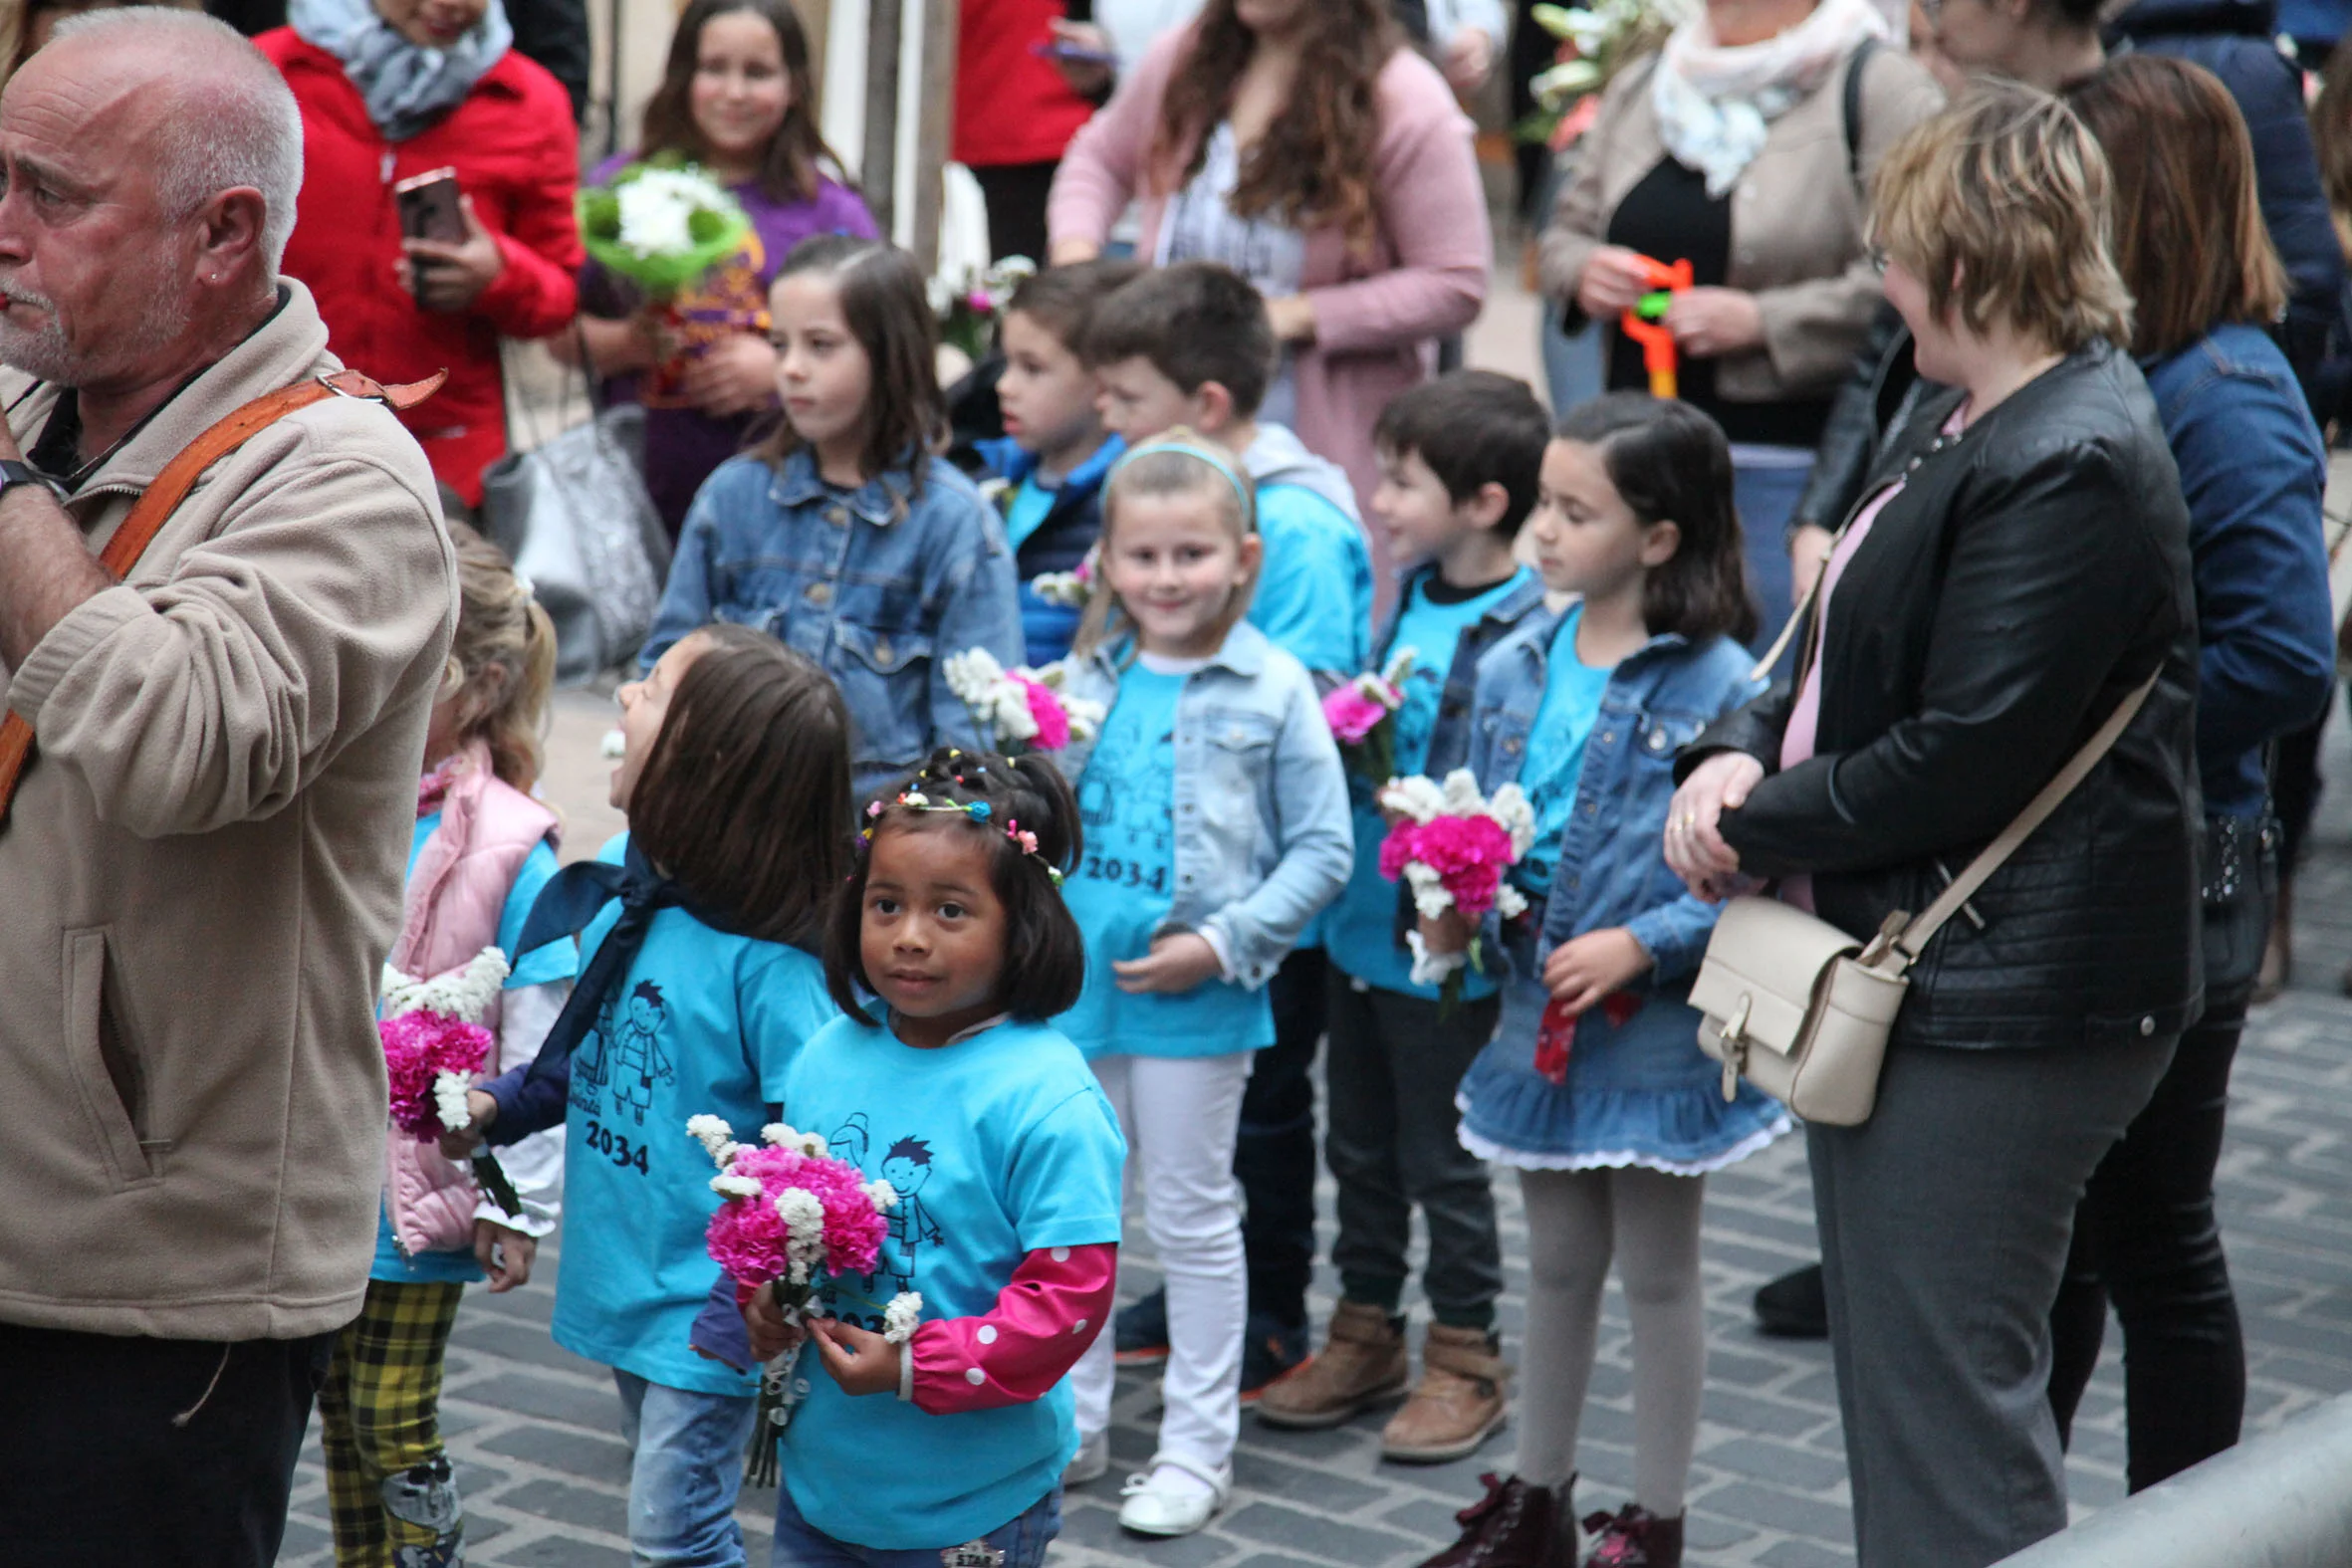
[778,1012,1126,1550]
[1058,663,1275,1058]
[550,833,839,1396]
[1325,569,1532,999]
[369,815,569,1285]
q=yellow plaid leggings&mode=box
[317,1277,467,1568]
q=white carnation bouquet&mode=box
[942,647,1106,755]
[1376,769,1539,995]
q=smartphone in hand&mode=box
[393,167,465,244]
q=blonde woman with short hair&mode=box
[1664,82,2205,1568]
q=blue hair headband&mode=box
[1107,439,1254,523]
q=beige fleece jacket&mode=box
[0,281,457,1340]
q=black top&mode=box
[1603,156,1834,449]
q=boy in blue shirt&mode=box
[1084,261,1376,1397]
[975,257,1142,665]
[1083,260,1375,683]
[1254,371,1555,1462]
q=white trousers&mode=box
[1070,1049,1254,1476]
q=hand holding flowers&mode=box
[380,948,525,1219]
[1378,770,1538,1004]
[697,1115,924,1470]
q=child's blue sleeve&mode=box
[639,490,724,674]
[1623,893,1728,985]
[927,497,1026,753]
[1249,491,1373,682]
[741,948,842,1106]
[1622,658,1768,980]
[1200,668,1356,985]
[1002,1084,1127,1253]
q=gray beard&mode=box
[0,288,192,388]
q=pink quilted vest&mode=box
[384,741,562,1258]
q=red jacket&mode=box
[260,31,583,505]
[953,0,1094,168]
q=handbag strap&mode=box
[1871,667,2163,969]
[0,366,446,828]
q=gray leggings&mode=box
[1514,1166,1707,1514]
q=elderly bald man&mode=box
[0,9,456,1562]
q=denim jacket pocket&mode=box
[831,620,936,768]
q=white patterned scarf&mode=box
[289,0,515,142]
[1651,0,1890,197]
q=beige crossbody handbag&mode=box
[1687,626,2159,1126]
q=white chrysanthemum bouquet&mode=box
[1377,769,1539,995]
[942,647,1106,755]
[379,947,524,1219]
[577,157,754,298]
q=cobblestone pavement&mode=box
[278,698,2352,1568]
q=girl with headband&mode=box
[1053,432,1353,1536]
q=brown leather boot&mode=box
[1581,1503,1684,1568]
[1255,1299,1408,1429]
[1417,1471,1574,1568]
[1382,1323,1511,1461]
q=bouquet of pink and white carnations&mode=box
[1322,647,1416,786]
[942,647,1106,755]
[692,1115,921,1480]
[1377,769,1538,1005]
[379,947,525,1220]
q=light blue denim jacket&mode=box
[640,450,1025,792]
[1465,611,1764,983]
[1056,621,1355,988]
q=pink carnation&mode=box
[1379,813,1521,918]
[1016,674,1072,751]
[705,1144,890,1287]
[380,1011,493,1141]
[1322,686,1390,746]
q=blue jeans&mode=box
[769,1481,1060,1567]
[612,1370,758,1567]
[1733,455,1813,677]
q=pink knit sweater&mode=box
[1048,28,1492,529]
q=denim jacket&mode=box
[1466,613,1764,983]
[640,450,1025,792]
[2140,324,2334,820]
[1377,562,1555,781]
[1056,621,1355,987]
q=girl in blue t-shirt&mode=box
[1421,396,1788,1567]
[1052,434,1353,1538]
[455,623,853,1568]
[323,526,569,1568]
[739,748,1126,1568]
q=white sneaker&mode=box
[1116,1455,1232,1537]
[1061,1429,1109,1487]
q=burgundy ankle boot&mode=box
[1417,1471,1576,1568]
[1581,1503,1685,1568]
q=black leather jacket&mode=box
[1684,340,2206,1049]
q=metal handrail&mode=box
[1993,1393,2352,1567]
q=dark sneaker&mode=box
[1753,1262,1828,1339]
[1238,1312,1309,1404]
[1115,1286,1170,1367]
